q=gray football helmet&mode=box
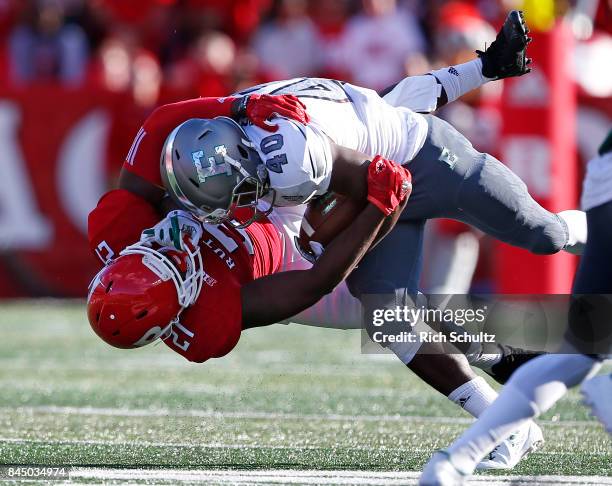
[160,117,271,226]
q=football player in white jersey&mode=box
[158,10,591,469]
[419,130,612,486]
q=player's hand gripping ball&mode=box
[295,157,412,263]
[366,155,412,216]
[295,193,364,263]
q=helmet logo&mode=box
[192,146,232,183]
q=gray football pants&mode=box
[347,114,569,297]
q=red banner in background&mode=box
[495,24,579,293]
[0,86,136,297]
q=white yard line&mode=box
[1,437,608,456]
[0,405,600,428]
[0,437,370,451]
[68,468,612,485]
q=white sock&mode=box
[448,376,498,418]
[447,383,535,473]
[429,58,492,104]
[446,353,600,474]
[558,210,588,255]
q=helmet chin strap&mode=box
[223,153,253,180]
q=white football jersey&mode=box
[238,78,428,206]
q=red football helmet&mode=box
[87,242,204,349]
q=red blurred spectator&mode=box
[252,0,321,79]
[97,0,174,27]
[332,0,425,90]
[595,0,612,34]
[8,0,89,86]
[92,30,162,107]
[187,0,272,43]
[167,30,236,98]
[231,46,277,92]
[311,0,352,80]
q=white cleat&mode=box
[476,421,544,470]
[419,450,467,486]
[581,373,612,435]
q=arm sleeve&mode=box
[123,97,237,187]
[382,75,441,114]
[87,189,160,266]
[259,120,333,206]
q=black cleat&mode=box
[477,10,532,79]
[485,344,545,384]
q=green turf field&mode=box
[0,300,610,485]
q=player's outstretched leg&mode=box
[402,114,586,256]
[570,198,612,435]
[420,353,598,485]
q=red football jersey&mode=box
[90,95,287,363]
[88,189,284,364]
[163,215,283,363]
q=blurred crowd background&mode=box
[1,0,610,105]
[0,0,610,297]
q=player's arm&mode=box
[327,143,370,202]
[119,94,310,195]
[328,144,413,247]
[328,144,412,248]
[241,159,411,328]
[88,189,161,265]
[379,10,531,113]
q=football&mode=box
[295,192,366,262]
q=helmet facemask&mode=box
[199,153,274,229]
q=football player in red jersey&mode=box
[88,152,411,362]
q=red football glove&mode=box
[366,156,412,216]
[233,94,310,132]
